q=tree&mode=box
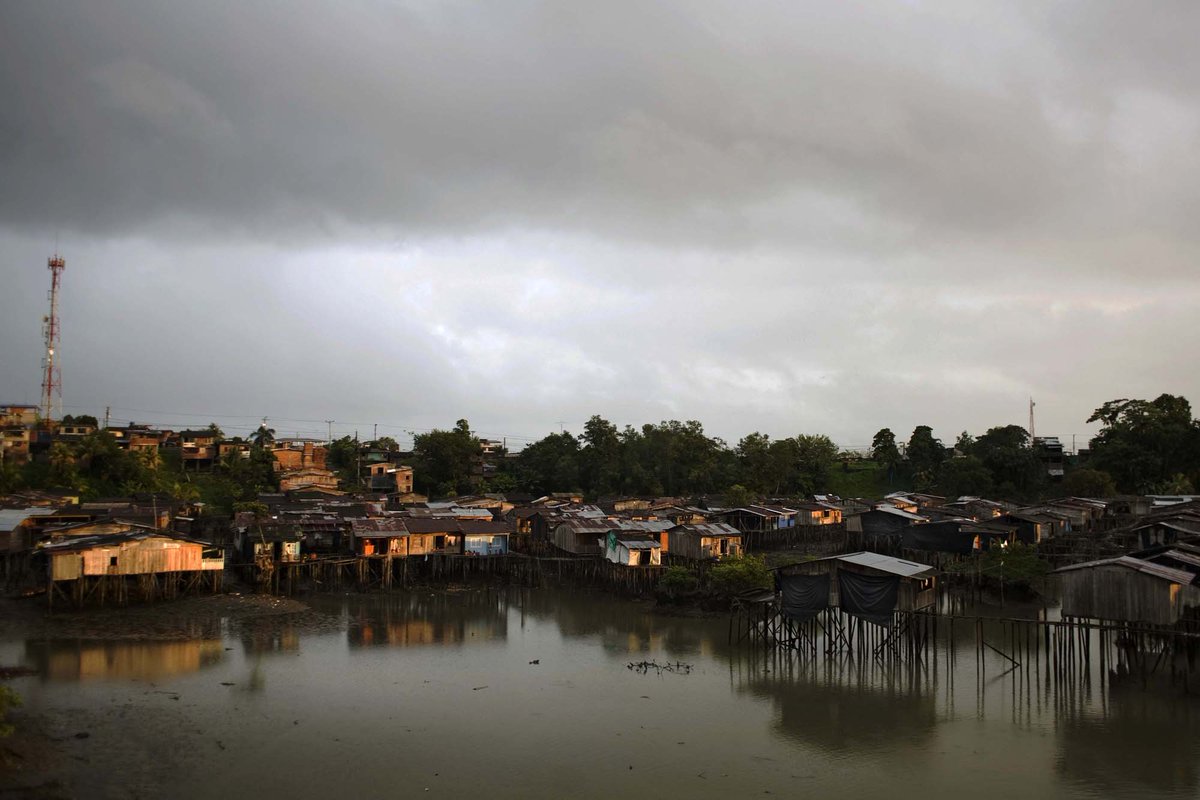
[515,431,580,494]
[251,424,276,448]
[46,442,81,491]
[793,434,839,494]
[974,425,1043,499]
[871,428,901,483]
[326,436,360,487]
[724,484,755,507]
[937,455,994,498]
[205,423,225,439]
[579,415,622,496]
[906,426,945,489]
[1087,395,1200,493]
[1061,468,1117,497]
[736,432,775,496]
[374,436,400,452]
[412,419,479,497]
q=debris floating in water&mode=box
[627,660,693,675]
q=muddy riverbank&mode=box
[0,591,339,799]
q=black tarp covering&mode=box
[902,523,975,554]
[837,570,899,627]
[778,573,830,622]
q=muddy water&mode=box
[4,589,1200,799]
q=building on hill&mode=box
[278,468,341,492]
[0,405,38,428]
[178,429,220,471]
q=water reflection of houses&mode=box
[24,638,224,682]
[347,592,508,648]
[512,588,719,659]
[735,663,938,754]
[1056,687,1200,797]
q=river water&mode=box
[4,588,1200,799]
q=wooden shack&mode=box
[459,520,510,556]
[778,551,937,614]
[1056,556,1200,625]
[602,532,661,566]
[553,519,613,556]
[350,518,410,556]
[666,522,743,561]
[234,524,302,564]
[845,506,927,540]
[42,530,224,607]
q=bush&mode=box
[0,686,21,738]
[708,554,771,597]
[658,566,700,598]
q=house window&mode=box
[109,556,118,566]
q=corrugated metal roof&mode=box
[868,505,928,522]
[613,535,661,549]
[1056,556,1195,584]
[350,518,408,535]
[0,507,57,532]
[834,551,937,578]
[671,522,741,537]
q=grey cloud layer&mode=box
[3,2,1198,269]
[2,2,1198,446]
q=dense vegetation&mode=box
[4,394,1197,506]
[499,395,1200,502]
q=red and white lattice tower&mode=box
[40,254,65,425]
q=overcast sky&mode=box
[2,1,1198,451]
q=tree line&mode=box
[3,394,1197,506]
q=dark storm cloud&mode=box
[1,1,1196,269]
[2,1,1199,447]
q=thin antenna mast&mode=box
[40,254,66,425]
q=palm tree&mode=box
[252,424,276,448]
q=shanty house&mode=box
[902,519,1018,555]
[845,506,928,541]
[350,518,409,556]
[553,518,615,556]
[776,551,937,624]
[459,520,510,556]
[1056,556,1200,625]
[601,532,661,566]
[44,530,225,582]
[666,522,743,561]
[993,511,1056,545]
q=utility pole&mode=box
[1028,397,1036,442]
[325,419,334,444]
[104,406,111,430]
[373,423,378,442]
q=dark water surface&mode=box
[5,588,1200,799]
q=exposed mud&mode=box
[0,590,340,799]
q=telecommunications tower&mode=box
[40,254,65,425]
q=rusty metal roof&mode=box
[1055,556,1196,584]
[669,522,741,537]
